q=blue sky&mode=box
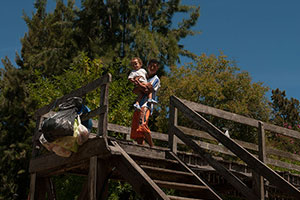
[1,1,300,100]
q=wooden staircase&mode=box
[110,140,222,200]
[28,74,300,200]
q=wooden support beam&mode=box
[172,125,258,200]
[111,141,170,200]
[88,156,97,200]
[171,96,300,198]
[253,121,266,199]
[29,137,110,174]
[29,173,36,200]
[169,103,178,153]
[98,74,111,139]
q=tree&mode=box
[0,1,200,198]
[20,0,78,77]
[74,0,200,66]
[0,57,34,199]
[270,88,300,129]
[157,53,270,142]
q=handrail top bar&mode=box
[170,95,300,140]
[35,73,112,118]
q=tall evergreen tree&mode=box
[270,88,300,129]
[20,0,78,77]
[0,1,200,198]
[0,57,34,199]
[75,0,200,66]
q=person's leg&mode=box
[147,92,157,104]
[139,107,153,147]
[134,92,145,110]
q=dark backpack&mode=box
[41,97,83,142]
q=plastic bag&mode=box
[39,133,72,157]
[52,145,72,157]
[73,115,90,145]
[41,97,83,142]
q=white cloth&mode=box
[128,68,148,83]
[140,75,161,114]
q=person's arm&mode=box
[133,80,152,95]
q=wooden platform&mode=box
[28,74,300,200]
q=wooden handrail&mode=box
[170,95,300,198]
[181,98,300,140]
[35,73,112,118]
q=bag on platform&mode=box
[41,97,83,143]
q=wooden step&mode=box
[168,195,205,200]
[141,165,193,176]
[132,155,183,171]
[154,180,208,192]
[141,165,196,184]
[155,180,219,199]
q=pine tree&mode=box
[20,0,78,77]
[75,0,200,66]
[0,57,34,198]
[270,88,300,129]
[0,0,200,198]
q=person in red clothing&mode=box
[130,59,160,147]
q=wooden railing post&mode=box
[169,102,178,154]
[253,121,266,199]
[97,74,111,138]
[88,156,98,200]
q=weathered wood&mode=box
[109,123,300,173]
[29,173,36,200]
[154,179,207,191]
[181,99,300,140]
[118,142,167,160]
[35,74,112,117]
[111,141,170,200]
[81,105,107,121]
[29,137,110,174]
[110,122,300,165]
[266,158,300,172]
[169,103,178,153]
[97,74,111,138]
[177,126,258,152]
[32,116,42,158]
[267,148,300,163]
[253,121,266,199]
[167,195,203,200]
[141,165,193,177]
[171,96,300,198]
[168,151,223,200]
[172,125,258,200]
[88,156,97,200]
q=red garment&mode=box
[130,109,151,141]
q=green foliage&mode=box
[108,181,141,200]
[0,57,35,199]
[157,53,270,142]
[75,0,200,66]
[268,88,300,155]
[53,175,86,200]
[270,88,300,129]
